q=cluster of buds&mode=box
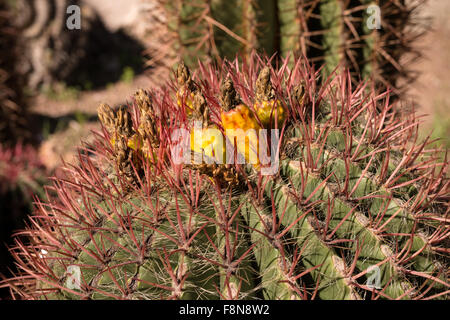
[97,61,295,189]
[97,89,161,186]
[98,103,140,185]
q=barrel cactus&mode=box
[2,55,448,300]
[154,0,427,95]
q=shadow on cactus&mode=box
[1,54,448,300]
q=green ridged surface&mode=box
[3,57,447,300]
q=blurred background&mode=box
[0,0,448,298]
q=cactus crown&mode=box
[1,55,448,300]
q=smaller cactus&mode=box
[154,0,429,96]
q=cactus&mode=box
[0,143,48,298]
[1,55,449,300]
[154,0,427,95]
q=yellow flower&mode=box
[221,104,261,167]
[190,125,226,163]
[254,99,286,129]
